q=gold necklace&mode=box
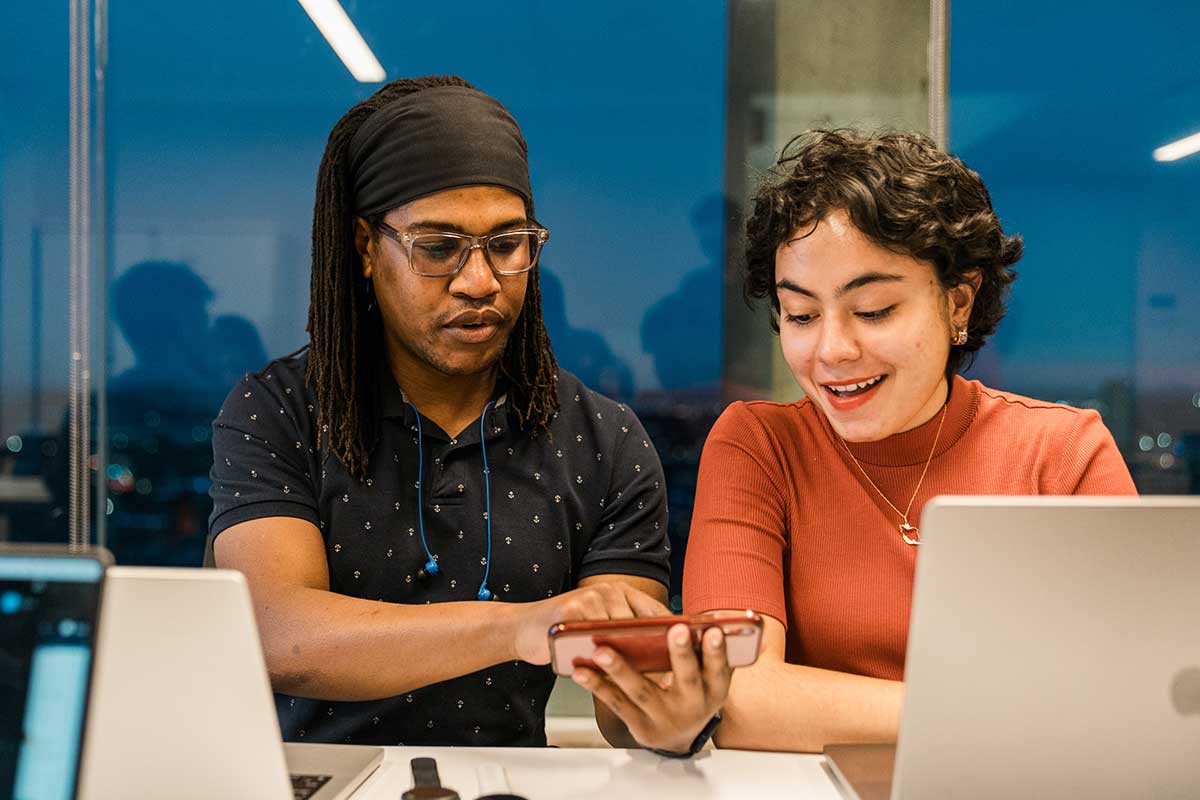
[836,404,948,546]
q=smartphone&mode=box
[547,610,763,677]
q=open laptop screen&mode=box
[0,551,106,800]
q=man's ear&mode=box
[354,217,375,279]
[949,270,982,328]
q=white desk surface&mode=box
[351,746,842,800]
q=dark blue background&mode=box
[2,2,1197,573]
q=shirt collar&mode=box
[378,362,512,435]
[380,364,410,420]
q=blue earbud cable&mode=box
[412,409,438,576]
[409,400,495,600]
[477,400,496,600]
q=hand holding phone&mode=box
[547,611,763,677]
[513,581,670,666]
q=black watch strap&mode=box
[411,757,441,787]
[403,757,461,800]
[649,711,722,759]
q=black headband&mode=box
[348,86,532,218]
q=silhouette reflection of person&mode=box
[634,195,737,608]
[640,194,732,395]
[540,267,635,402]
[99,261,267,565]
[210,314,269,390]
[110,262,222,394]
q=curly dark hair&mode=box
[744,128,1022,374]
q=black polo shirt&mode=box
[208,350,669,746]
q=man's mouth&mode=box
[444,308,505,328]
[822,374,886,399]
[442,308,506,343]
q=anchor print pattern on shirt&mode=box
[210,352,668,747]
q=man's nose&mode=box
[449,245,501,299]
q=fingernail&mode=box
[709,629,724,647]
[594,650,613,667]
[672,626,690,646]
[572,671,590,685]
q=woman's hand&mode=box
[572,623,731,754]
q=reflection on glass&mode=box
[541,268,634,404]
[950,1,1200,494]
[101,261,266,565]
[640,194,730,395]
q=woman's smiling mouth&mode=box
[821,374,887,409]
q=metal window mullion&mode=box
[69,0,92,550]
[93,0,109,549]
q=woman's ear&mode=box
[949,270,982,329]
[354,217,375,280]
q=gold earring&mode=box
[952,327,968,346]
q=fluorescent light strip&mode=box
[297,0,385,83]
[1153,130,1200,163]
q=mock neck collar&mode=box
[815,374,980,467]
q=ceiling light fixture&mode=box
[297,0,385,83]
[1153,130,1200,163]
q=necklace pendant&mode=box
[899,522,921,546]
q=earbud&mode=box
[416,558,439,582]
[476,585,493,601]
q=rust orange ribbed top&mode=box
[682,375,1137,681]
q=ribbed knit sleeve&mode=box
[1057,409,1139,495]
[682,402,790,627]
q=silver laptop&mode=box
[827,496,1200,800]
[78,567,382,800]
[0,546,109,800]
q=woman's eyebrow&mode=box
[776,271,905,299]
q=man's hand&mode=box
[513,581,669,665]
[571,622,732,754]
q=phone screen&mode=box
[0,553,105,800]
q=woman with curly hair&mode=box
[682,129,1135,752]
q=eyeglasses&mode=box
[376,220,550,278]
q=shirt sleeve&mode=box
[682,402,789,628]
[576,412,670,587]
[208,372,321,542]
[1057,409,1138,495]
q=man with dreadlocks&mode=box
[207,76,730,756]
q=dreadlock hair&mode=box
[306,75,559,482]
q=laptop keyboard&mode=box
[291,773,333,800]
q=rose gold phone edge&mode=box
[547,611,764,677]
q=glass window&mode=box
[949,1,1200,493]
[0,5,74,545]
[3,2,940,605]
[97,2,728,577]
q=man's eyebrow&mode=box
[775,271,905,299]
[406,217,529,235]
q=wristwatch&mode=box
[649,712,722,759]
[401,757,460,800]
